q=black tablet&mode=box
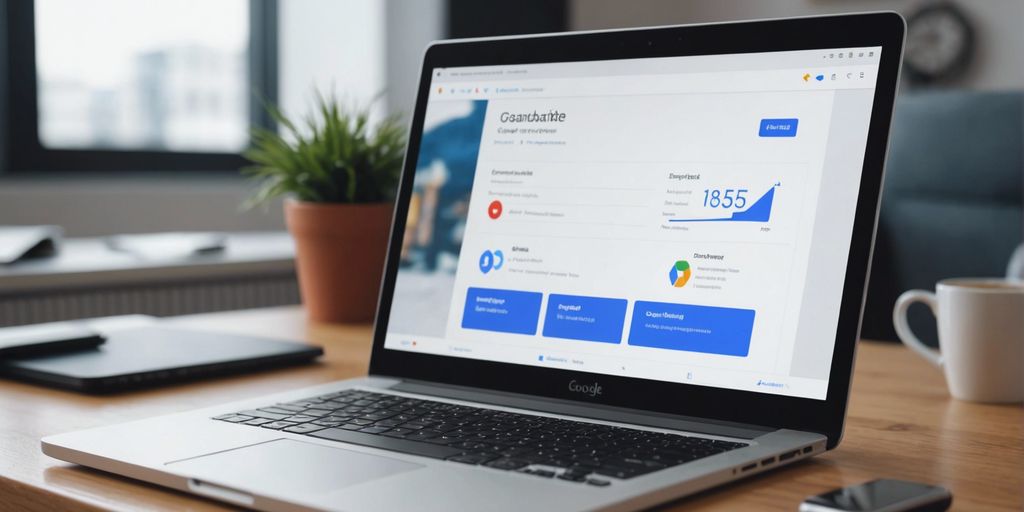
[0,326,323,393]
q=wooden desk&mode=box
[1,306,1020,511]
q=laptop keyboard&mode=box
[213,389,747,486]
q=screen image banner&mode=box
[628,300,755,356]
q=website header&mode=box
[432,46,882,83]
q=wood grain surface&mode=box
[0,306,1020,511]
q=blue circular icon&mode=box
[479,250,494,274]
[493,250,504,270]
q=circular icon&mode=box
[479,250,494,274]
[669,260,692,288]
[493,250,504,270]
[487,200,503,219]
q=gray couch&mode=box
[861,91,1024,345]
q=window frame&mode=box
[447,0,567,38]
[3,0,278,173]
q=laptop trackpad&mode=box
[167,439,423,495]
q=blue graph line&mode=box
[668,186,776,223]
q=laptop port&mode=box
[779,450,800,462]
[740,463,757,472]
[802,446,813,454]
[760,457,775,466]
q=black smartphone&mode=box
[800,479,952,512]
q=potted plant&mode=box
[244,92,406,322]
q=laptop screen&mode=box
[384,47,882,400]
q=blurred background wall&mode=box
[572,0,1023,90]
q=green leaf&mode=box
[241,86,407,207]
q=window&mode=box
[36,0,249,152]
[4,0,277,172]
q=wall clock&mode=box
[904,2,975,84]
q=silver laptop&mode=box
[43,13,905,511]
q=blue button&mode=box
[542,294,627,344]
[627,301,755,356]
[758,118,799,137]
[461,287,542,335]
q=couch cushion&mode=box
[861,91,1023,345]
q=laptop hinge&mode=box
[386,378,774,440]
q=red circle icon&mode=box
[487,200,503,219]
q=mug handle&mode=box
[893,290,943,367]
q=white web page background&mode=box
[386,48,881,400]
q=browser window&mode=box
[385,47,882,400]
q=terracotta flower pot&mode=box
[284,199,393,323]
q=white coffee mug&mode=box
[893,278,1024,403]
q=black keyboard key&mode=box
[586,478,611,487]
[261,421,298,430]
[419,436,456,446]
[284,415,319,423]
[272,404,307,413]
[215,414,253,423]
[433,432,467,443]
[547,458,576,469]
[282,401,320,408]
[258,407,297,416]
[569,456,603,467]
[557,473,587,483]
[361,411,397,421]
[605,457,666,471]
[484,458,529,471]
[562,466,593,477]
[309,428,462,460]
[405,429,441,441]
[432,422,463,433]
[359,426,392,434]
[312,420,344,428]
[498,446,534,458]
[381,427,415,438]
[659,448,704,462]
[450,441,488,451]
[599,459,666,479]
[239,410,289,421]
[284,423,327,434]
[447,453,498,465]
[647,452,688,464]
